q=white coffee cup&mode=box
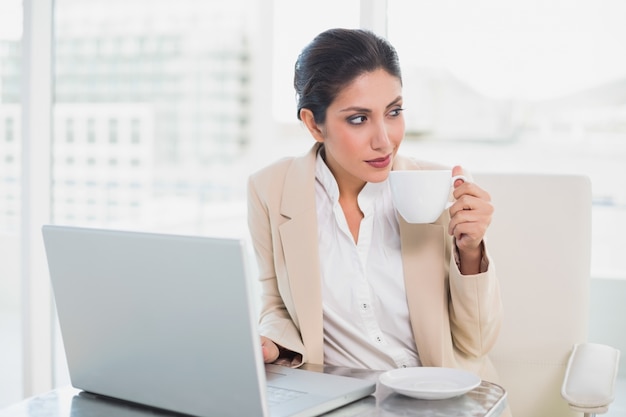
[388,170,467,224]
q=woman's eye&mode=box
[389,107,404,117]
[348,115,367,125]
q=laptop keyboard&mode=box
[267,386,306,406]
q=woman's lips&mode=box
[366,154,391,169]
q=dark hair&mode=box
[294,28,402,124]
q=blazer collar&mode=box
[280,143,321,219]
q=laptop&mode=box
[42,225,375,417]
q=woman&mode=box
[247,28,502,382]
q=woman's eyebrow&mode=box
[338,105,371,113]
[387,95,403,108]
[338,96,403,113]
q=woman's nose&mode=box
[371,121,391,150]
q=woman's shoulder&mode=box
[247,158,295,200]
[251,155,295,178]
[393,154,450,171]
[249,143,318,189]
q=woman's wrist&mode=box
[456,241,484,275]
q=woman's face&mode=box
[316,68,404,192]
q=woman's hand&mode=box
[261,336,280,363]
[448,165,493,273]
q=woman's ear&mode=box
[300,109,325,143]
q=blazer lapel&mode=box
[391,154,453,366]
[398,208,449,367]
[278,144,324,364]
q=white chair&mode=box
[473,173,620,417]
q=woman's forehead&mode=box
[332,69,403,109]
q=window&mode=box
[53,0,254,234]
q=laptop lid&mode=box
[42,225,375,417]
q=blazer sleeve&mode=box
[448,242,503,358]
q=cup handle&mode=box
[445,175,469,209]
[451,174,468,186]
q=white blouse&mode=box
[314,152,420,370]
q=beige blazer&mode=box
[247,143,503,382]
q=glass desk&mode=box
[0,365,507,417]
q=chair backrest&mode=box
[473,173,592,417]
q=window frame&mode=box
[20,0,54,398]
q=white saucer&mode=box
[379,367,481,400]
